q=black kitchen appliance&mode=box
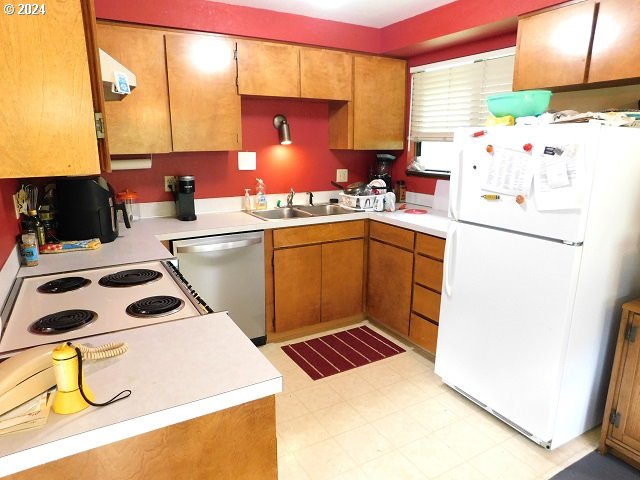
[369,154,396,192]
[56,176,130,244]
[175,175,196,221]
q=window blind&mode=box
[409,54,515,142]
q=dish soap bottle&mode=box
[255,179,267,210]
[243,188,252,211]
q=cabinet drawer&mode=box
[409,314,438,354]
[369,221,414,250]
[414,255,443,293]
[412,284,441,322]
[415,233,445,260]
[273,220,365,248]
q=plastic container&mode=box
[486,90,552,118]
[116,189,140,222]
[255,179,267,210]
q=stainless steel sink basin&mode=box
[247,203,353,220]
[248,208,313,220]
[294,204,352,216]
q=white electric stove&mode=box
[0,261,212,357]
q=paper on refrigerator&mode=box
[481,147,534,196]
[533,145,584,211]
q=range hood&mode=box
[99,49,137,102]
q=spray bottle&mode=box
[255,179,267,210]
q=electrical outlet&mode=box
[164,176,177,193]
[336,169,348,183]
[12,194,20,219]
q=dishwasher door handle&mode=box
[175,237,262,254]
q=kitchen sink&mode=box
[294,204,352,216]
[248,204,353,220]
[248,207,313,220]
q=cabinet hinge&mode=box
[94,112,105,139]
[610,409,621,428]
[626,324,637,342]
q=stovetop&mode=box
[0,261,205,356]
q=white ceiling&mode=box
[210,0,458,28]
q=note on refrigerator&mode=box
[534,145,583,211]
[482,147,533,196]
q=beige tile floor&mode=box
[260,321,600,480]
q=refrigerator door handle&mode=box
[443,221,457,297]
[449,148,463,220]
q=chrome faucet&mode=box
[286,188,295,207]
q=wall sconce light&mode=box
[273,114,292,145]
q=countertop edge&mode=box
[0,377,282,477]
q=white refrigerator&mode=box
[434,124,640,449]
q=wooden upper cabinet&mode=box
[97,23,172,155]
[588,0,640,83]
[300,48,352,101]
[513,1,596,91]
[353,56,406,150]
[165,33,241,151]
[328,55,406,150]
[0,0,101,178]
[237,40,300,97]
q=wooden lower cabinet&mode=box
[600,300,640,467]
[366,239,413,336]
[274,245,322,332]
[322,239,364,322]
[7,396,278,480]
[271,221,365,334]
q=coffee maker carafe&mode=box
[370,154,396,192]
[175,175,196,221]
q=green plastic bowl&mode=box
[487,90,552,118]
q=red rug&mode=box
[281,326,405,380]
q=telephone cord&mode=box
[76,342,129,360]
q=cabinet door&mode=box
[300,48,352,101]
[588,0,640,84]
[274,246,321,332]
[237,40,300,97]
[166,34,241,151]
[513,1,595,91]
[97,24,172,154]
[322,239,364,322]
[610,312,640,451]
[366,239,412,335]
[0,0,100,178]
[353,56,406,150]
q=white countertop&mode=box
[0,312,283,477]
[17,207,450,277]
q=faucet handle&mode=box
[306,192,314,206]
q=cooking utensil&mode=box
[331,180,371,196]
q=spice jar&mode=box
[116,189,140,223]
[20,233,39,266]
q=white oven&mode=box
[0,261,212,357]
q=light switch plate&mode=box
[336,169,348,183]
[164,176,176,192]
[238,152,257,171]
[12,194,19,219]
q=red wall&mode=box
[0,179,20,263]
[103,98,376,201]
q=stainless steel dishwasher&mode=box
[171,231,266,345]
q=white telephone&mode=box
[0,345,56,417]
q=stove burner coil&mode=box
[126,296,184,318]
[99,269,162,287]
[37,277,91,294]
[29,309,97,334]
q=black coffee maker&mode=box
[370,154,396,192]
[175,175,196,221]
[56,176,131,243]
